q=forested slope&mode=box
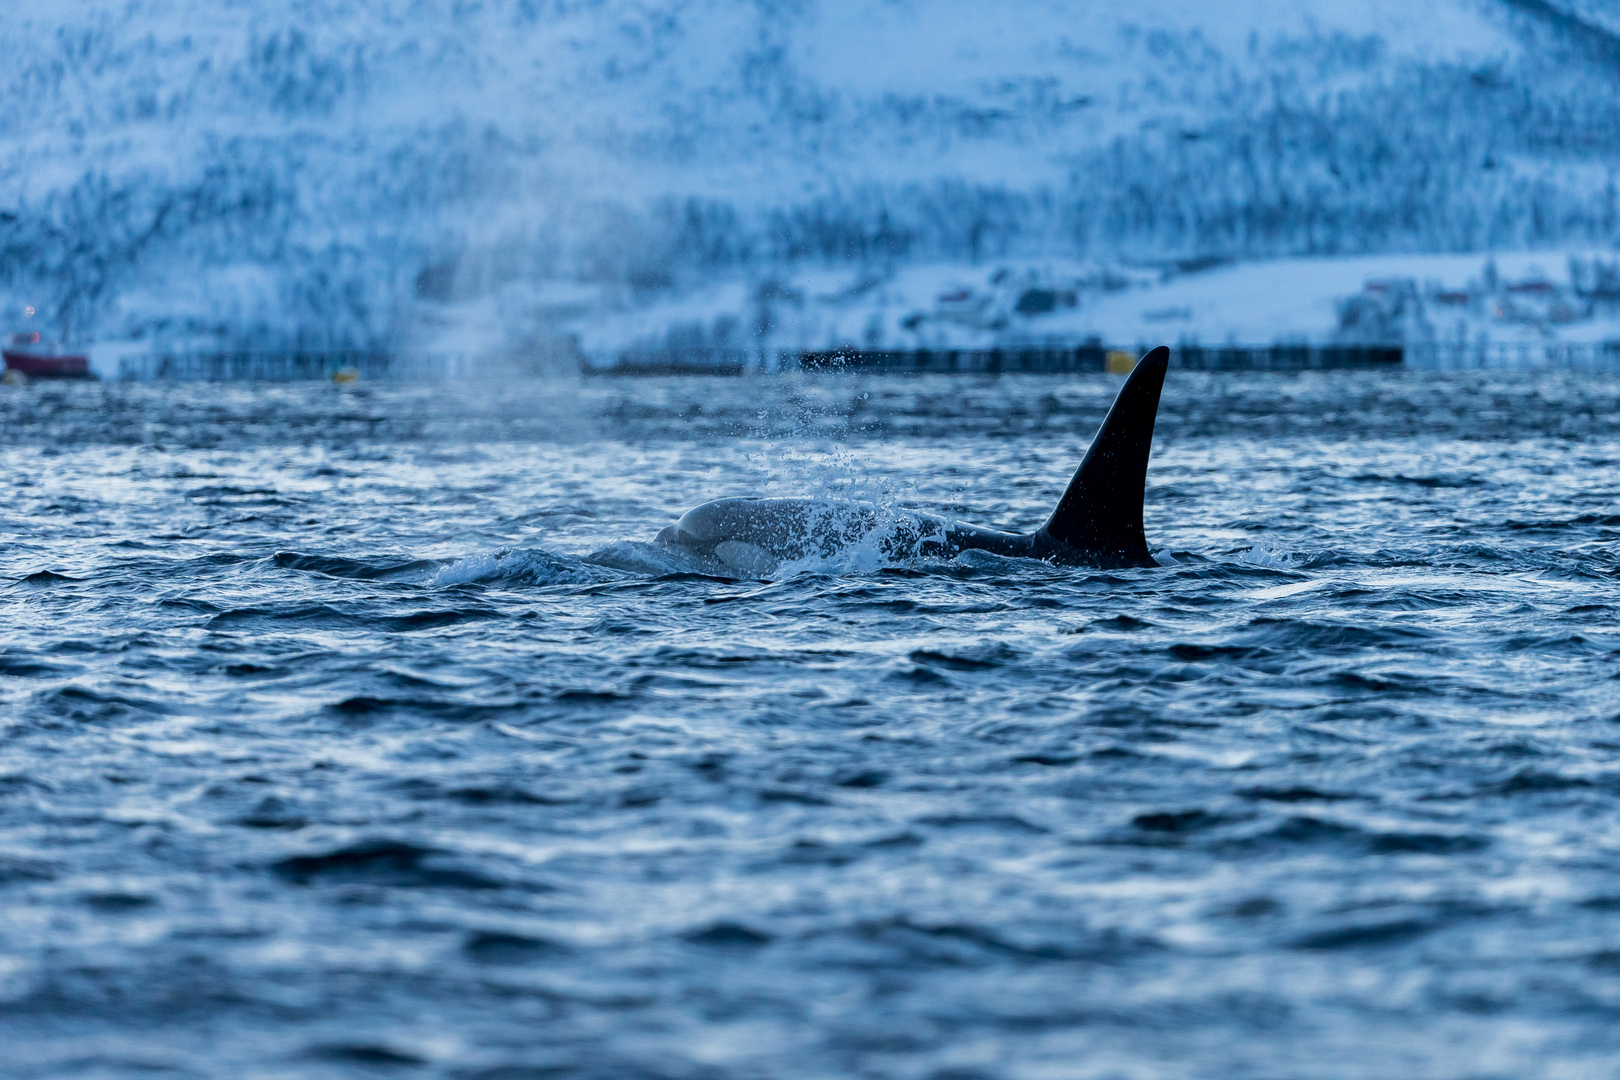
[2,0,1617,355]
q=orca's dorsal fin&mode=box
[1038,346,1168,566]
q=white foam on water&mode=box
[1235,543,1310,570]
[427,549,627,588]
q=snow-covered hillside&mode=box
[3,0,1620,364]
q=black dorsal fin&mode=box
[1037,346,1169,566]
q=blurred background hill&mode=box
[4,0,1620,368]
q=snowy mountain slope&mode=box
[1509,0,1620,46]
[1,0,1617,359]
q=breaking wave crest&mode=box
[427,548,629,588]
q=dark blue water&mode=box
[4,370,1620,1079]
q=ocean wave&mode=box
[427,548,631,588]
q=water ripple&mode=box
[2,371,1620,1077]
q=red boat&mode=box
[3,333,95,379]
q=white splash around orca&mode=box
[655,346,1170,575]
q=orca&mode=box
[655,345,1169,575]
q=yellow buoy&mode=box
[331,366,360,384]
[1105,350,1136,375]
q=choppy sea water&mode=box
[3,369,1620,1079]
